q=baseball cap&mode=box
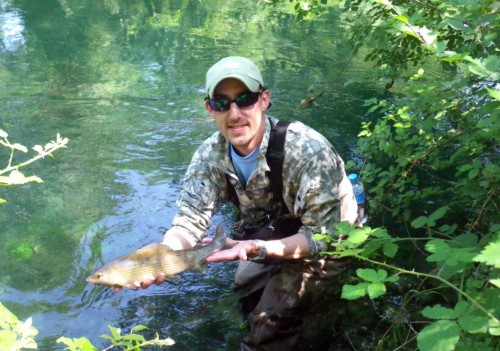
[206,56,264,98]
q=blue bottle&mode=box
[348,173,368,225]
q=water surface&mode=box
[0,1,380,349]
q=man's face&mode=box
[205,78,270,156]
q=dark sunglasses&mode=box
[205,90,264,112]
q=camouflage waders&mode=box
[235,257,348,351]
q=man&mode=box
[134,56,358,350]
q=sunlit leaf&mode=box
[0,129,7,138]
[486,88,500,101]
[341,283,369,300]
[11,143,28,153]
[346,228,370,244]
[357,268,380,283]
[393,14,408,23]
[474,240,500,268]
[33,145,44,154]
[417,320,460,351]
[1,170,43,185]
[57,336,98,351]
[490,279,500,288]
[458,315,489,334]
[367,282,386,299]
[422,304,458,320]
[489,318,500,336]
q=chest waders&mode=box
[225,119,349,351]
[226,118,303,243]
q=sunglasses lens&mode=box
[209,99,231,112]
[208,91,261,112]
[235,92,260,108]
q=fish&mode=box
[86,224,229,288]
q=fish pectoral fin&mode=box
[190,260,208,274]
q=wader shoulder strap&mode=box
[225,118,291,213]
[266,118,291,205]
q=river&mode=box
[0,1,381,350]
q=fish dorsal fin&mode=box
[213,223,225,241]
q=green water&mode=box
[0,1,382,349]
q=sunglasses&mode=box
[205,90,263,112]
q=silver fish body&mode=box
[86,224,227,288]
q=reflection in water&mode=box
[0,5,25,51]
[0,1,382,350]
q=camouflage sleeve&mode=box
[168,144,225,243]
[283,124,357,257]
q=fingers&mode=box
[112,273,166,292]
[155,272,166,285]
[206,240,258,262]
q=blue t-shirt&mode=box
[230,145,260,188]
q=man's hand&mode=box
[205,240,260,263]
[112,273,167,293]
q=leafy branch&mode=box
[0,129,69,203]
[317,215,500,351]
[57,325,175,351]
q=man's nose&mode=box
[227,101,243,117]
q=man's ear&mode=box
[205,101,215,117]
[262,90,271,111]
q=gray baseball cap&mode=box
[206,56,264,98]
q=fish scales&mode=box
[86,224,227,288]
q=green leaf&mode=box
[486,88,500,101]
[341,283,369,300]
[0,170,43,185]
[488,318,500,336]
[383,242,398,258]
[428,206,449,222]
[474,241,500,268]
[425,239,451,263]
[335,221,354,235]
[394,14,408,23]
[357,268,381,283]
[57,336,98,351]
[417,320,460,351]
[367,282,386,299]
[108,325,123,341]
[370,227,390,238]
[0,303,38,350]
[10,143,28,153]
[411,216,428,228]
[439,51,468,62]
[421,304,458,320]
[490,279,500,288]
[458,315,489,334]
[346,228,370,244]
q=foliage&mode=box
[0,302,173,351]
[0,302,38,351]
[0,130,69,204]
[57,325,174,351]
[278,0,499,350]
[315,218,499,351]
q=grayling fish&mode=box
[86,224,228,288]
